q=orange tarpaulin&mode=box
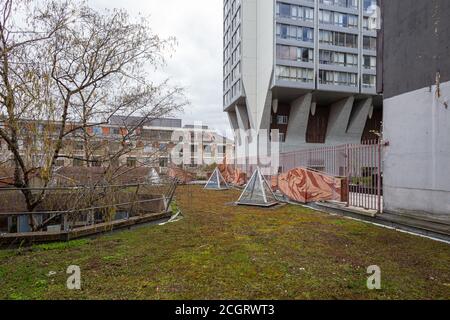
[271,167,348,203]
[217,156,246,186]
[218,164,246,186]
[168,166,194,184]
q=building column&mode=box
[347,97,373,142]
[285,93,313,149]
[227,111,240,145]
[235,104,250,132]
[227,111,239,131]
[326,96,355,144]
[258,90,273,132]
[235,104,252,161]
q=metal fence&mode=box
[234,140,383,212]
[0,181,177,235]
[280,140,383,212]
[280,145,348,177]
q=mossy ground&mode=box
[0,186,449,300]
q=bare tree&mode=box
[0,0,187,230]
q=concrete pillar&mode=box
[259,90,273,132]
[326,96,355,143]
[235,104,250,131]
[347,98,373,142]
[227,111,239,131]
[235,104,252,158]
[227,111,240,145]
[285,93,313,148]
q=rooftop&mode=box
[109,116,182,129]
[0,186,448,299]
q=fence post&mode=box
[346,144,351,208]
[377,141,382,213]
[129,184,141,217]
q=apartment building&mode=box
[223,0,381,153]
[0,117,234,173]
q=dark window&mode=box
[218,145,226,154]
[203,145,211,153]
[276,45,289,60]
[338,33,345,46]
[279,24,288,38]
[75,142,84,151]
[343,15,348,27]
[127,157,137,168]
[303,28,313,42]
[92,158,102,167]
[346,34,358,48]
[320,50,331,64]
[0,217,8,233]
[279,3,290,17]
[302,49,309,62]
[8,216,17,233]
[363,56,371,68]
[159,157,168,168]
[363,36,376,50]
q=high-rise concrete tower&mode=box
[223,0,382,153]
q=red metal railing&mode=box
[280,144,348,177]
[346,141,383,212]
[279,141,382,212]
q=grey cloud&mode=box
[88,0,230,137]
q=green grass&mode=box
[32,239,91,251]
[0,186,449,300]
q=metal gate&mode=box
[346,141,383,212]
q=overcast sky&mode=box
[88,0,230,136]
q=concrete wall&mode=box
[255,0,274,131]
[240,0,274,133]
[241,0,258,129]
[381,0,450,219]
[380,0,450,98]
[383,80,450,217]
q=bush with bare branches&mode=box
[0,0,187,230]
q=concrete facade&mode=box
[383,81,450,217]
[379,0,450,99]
[380,0,450,220]
[0,118,235,173]
[223,0,382,155]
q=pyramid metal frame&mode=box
[149,168,161,184]
[204,167,229,190]
[237,167,279,207]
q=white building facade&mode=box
[223,0,381,156]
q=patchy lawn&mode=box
[0,186,449,300]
